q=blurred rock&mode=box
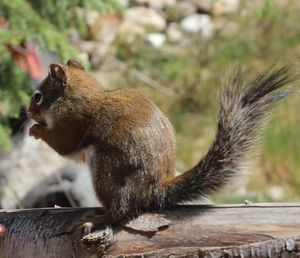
[135,0,176,9]
[176,1,197,17]
[85,10,100,28]
[117,0,130,7]
[146,33,166,48]
[88,14,121,43]
[213,0,239,15]
[166,23,183,42]
[125,7,167,31]
[71,13,122,63]
[165,1,197,21]
[180,13,213,38]
[189,0,213,13]
[118,20,146,42]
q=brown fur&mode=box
[27,60,297,219]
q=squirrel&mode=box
[26,59,297,220]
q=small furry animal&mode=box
[27,59,297,220]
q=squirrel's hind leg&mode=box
[79,222,114,255]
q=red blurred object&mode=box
[0,16,8,30]
[6,42,45,80]
[0,224,6,237]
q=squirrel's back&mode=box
[86,88,176,215]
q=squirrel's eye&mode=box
[33,90,43,105]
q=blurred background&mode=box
[0,0,299,210]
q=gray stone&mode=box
[176,1,198,17]
[135,0,176,9]
[213,0,239,15]
[165,1,197,21]
[85,10,100,28]
[116,0,129,7]
[146,33,166,48]
[180,13,213,38]
[189,0,213,13]
[118,20,146,42]
[125,7,167,31]
[88,14,121,43]
[166,23,183,42]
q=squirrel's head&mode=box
[26,59,85,128]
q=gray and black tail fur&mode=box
[162,65,297,206]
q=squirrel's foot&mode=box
[80,222,114,255]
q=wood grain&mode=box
[0,204,300,257]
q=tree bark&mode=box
[0,204,300,258]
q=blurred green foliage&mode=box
[0,0,119,150]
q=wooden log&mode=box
[0,204,300,258]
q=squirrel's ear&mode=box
[49,64,66,81]
[66,59,84,70]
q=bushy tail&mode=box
[161,65,297,206]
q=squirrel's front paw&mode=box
[29,124,44,139]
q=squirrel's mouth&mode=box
[26,111,47,126]
[35,118,47,126]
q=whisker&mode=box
[9,111,29,135]
[14,119,28,134]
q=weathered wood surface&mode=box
[0,204,300,258]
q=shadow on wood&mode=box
[0,204,300,257]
